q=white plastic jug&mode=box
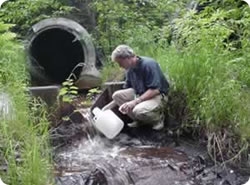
[92,107,124,139]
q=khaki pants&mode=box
[103,88,167,125]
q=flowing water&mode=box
[52,108,250,185]
[54,134,191,185]
[0,92,249,185]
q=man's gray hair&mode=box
[111,45,135,61]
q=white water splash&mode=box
[58,136,125,163]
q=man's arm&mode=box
[136,88,160,103]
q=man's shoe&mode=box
[152,121,164,130]
[127,121,139,128]
[152,114,165,130]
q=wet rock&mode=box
[50,103,96,148]
[55,168,108,185]
[85,169,108,185]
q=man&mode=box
[102,45,169,130]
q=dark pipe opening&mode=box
[30,28,84,83]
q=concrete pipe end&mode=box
[27,17,101,89]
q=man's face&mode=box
[115,57,133,69]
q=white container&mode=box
[92,107,124,139]
[0,177,7,185]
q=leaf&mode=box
[70,86,78,90]
[58,88,68,96]
[70,90,78,95]
[62,96,72,103]
[62,116,70,121]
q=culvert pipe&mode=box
[27,18,101,89]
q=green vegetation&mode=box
[59,79,79,103]
[0,0,72,184]
[0,0,250,184]
[0,0,72,37]
[0,22,52,184]
[93,0,250,163]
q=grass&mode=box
[0,22,52,185]
[146,43,250,162]
[0,93,52,185]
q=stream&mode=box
[1,89,249,185]
[51,106,250,185]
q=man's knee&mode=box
[112,88,134,102]
[112,90,123,101]
[132,106,147,120]
[132,104,162,123]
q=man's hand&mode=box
[119,100,137,114]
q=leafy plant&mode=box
[91,0,190,55]
[58,78,78,103]
[86,87,102,101]
[0,0,73,37]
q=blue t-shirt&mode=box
[124,56,169,95]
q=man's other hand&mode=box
[119,100,137,114]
